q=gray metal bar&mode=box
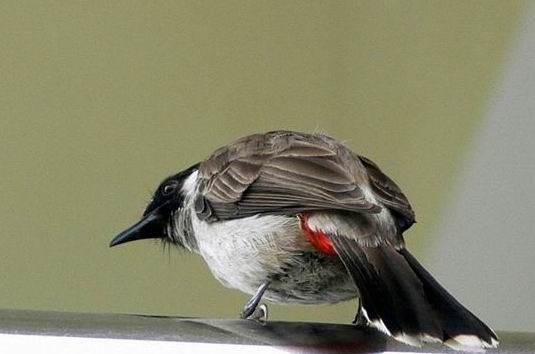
[0,309,533,353]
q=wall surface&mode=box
[429,3,535,332]
[0,1,529,328]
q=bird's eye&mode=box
[162,182,178,196]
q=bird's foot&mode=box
[240,303,269,324]
[240,281,270,323]
[352,311,368,327]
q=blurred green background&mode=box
[0,1,526,324]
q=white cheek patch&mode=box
[181,170,198,197]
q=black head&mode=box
[109,163,200,248]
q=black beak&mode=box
[109,211,163,247]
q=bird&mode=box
[110,130,498,351]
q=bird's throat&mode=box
[299,213,337,256]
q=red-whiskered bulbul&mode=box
[110,130,498,351]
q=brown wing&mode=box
[195,131,381,221]
[357,154,416,232]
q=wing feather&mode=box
[196,131,381,220]
[357,154,415,231]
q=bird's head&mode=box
[109,163,200,249]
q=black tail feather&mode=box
[400,248,498,348]
[331,236,498,350]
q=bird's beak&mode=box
[109,211,162,247]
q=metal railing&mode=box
[0,309,532,353]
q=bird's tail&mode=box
[331,236,499,351]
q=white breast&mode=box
[190,213,313,295]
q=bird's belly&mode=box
[263,251,357,304]
[192,214,357,304]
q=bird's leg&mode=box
[240,281,270,322]
[353,299,368,326]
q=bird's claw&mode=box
[353,310,368,327]
[241,303,269,324]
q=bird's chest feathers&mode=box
[192,214,312,291]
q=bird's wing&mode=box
[357,154,415,232]
[195,131,381,221]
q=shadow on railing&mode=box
[0,309,532,353]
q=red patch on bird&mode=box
[299,213,337,256]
